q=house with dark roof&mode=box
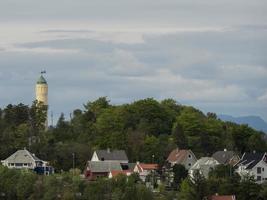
[166,148,197,170]
[91,149,128,163]
[235,152,267,183]
[212,149,240,165]
[85,149,129,180]
[1,149,53,175]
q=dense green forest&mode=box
[0,97,266,170]
[0,97,267,200]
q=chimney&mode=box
[224,148,227,152]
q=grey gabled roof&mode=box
[212,151,237,164]
[2,149,42,163]
[190,157,219,171]
[95,150,128,161]
[121,163,136,171]
[87,161,122,172]
[235,152,266,169]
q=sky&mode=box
[0,0,267,123]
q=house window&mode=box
[15,163,23,167]
[257,176,261,181]
[262,168,264,172]
[23,163,28,166]
[257,167,261,174]
[188,163,191,167]
[188,154,192,158]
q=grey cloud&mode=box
[1,24,267,122]
[0,0,266,28]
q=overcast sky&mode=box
[0,0,267,122]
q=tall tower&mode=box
[36,72,48,128]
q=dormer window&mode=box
[188,154,192,159]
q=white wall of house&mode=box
[237,160,267,183]
[133,165,156,182]
[169,151,197,170]
[91,152,99,161]
[108,172,113,179]
[252,161,267,183]
[1,160,36,169]
[182,152,197,170]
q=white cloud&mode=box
[218,65,267,80]
[5,47,80,54]
[258,91,267,102]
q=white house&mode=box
[133,162,159,182]
[235,152,267,183]
[1,149,48,170]
[91,149,129,163]
[189,157,220,179]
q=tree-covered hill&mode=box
[0,97,266,171]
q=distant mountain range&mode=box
[218,114,267,133]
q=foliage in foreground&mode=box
[0,165,153,200]
[1,165,267,200]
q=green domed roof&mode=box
[37,75,47,84]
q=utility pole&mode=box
[152,154,155,189]
[72,153,75,177]
[51,111,54,127]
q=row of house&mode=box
[1,147,267,185]
[166,148,267,184]
[0,148,240,200]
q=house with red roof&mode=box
[133,162,159,182]
[108,170,132,178]
[166,148,197,169]
[209,194,236,200]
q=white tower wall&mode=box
[35,84,48,105]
